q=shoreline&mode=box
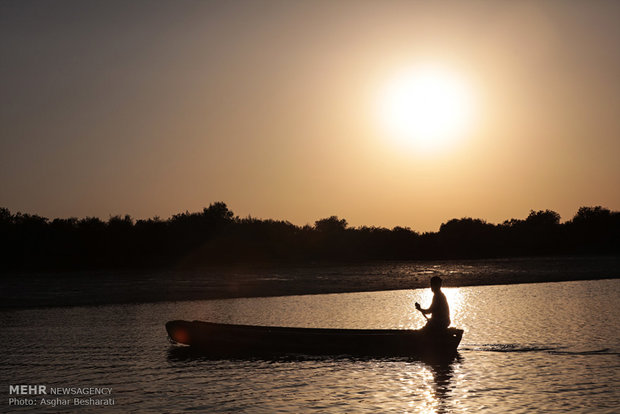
[2,256,618,310]
[4,275,618,312]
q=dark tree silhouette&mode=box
[0,203,618,271]
[314,216,348,233]
[566,206,620,254]
[439,218,498,258]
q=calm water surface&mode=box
[1,279,619,413]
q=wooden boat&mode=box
[166,320,463,358]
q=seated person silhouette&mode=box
[415,276,450,330]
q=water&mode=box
[3,256,618,308]
[1,279,619,413]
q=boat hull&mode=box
[166,320,463,358]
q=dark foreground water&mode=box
[1,278,619,413]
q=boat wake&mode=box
[462,344,619,356]
[548,348,619,356]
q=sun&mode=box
[377,65,475,152]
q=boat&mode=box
[166,320,464,358]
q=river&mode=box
[1,277,619,412]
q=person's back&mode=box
[428,288,450,329]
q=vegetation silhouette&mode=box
[0,203,618,271]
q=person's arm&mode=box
[416,295,437,315]
[415,302,431,314]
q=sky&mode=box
[1,0,619,232]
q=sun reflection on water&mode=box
[395,360,460,414]
[421,364,438,413]
[444,287,465,328]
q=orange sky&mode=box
[1,1,619,232]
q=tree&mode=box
[525,210,561,227]
[315,216,347,233]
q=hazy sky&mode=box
[1,0,619,232]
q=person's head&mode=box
[430,276,442,292]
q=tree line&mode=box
[1,203,618,270]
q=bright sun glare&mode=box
[378,65,475,152]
